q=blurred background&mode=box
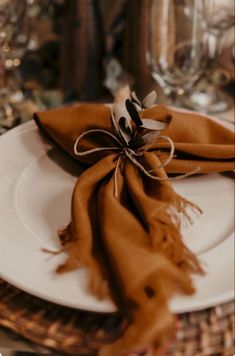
[0,0,234,135]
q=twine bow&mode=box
[74,92,200,197]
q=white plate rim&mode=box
[0,108,234,314]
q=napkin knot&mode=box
[74,100,200,197]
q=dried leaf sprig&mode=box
[112,91,169,150]
[74,91,200,196]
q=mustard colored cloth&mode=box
[34,104,234,355]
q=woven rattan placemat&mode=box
[0,278,234,355]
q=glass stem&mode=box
[168,90,177,105]
[166,88,184,107]
[207,32,222,72]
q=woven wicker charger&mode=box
[0,278,234,355]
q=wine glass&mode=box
[146,0,208,106]
[183,0,235,113]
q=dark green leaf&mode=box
[129,136,145,148]
[125,99,143,127]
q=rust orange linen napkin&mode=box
[34,103,234,355]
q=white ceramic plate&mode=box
[0,117,234,313]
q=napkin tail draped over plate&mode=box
[56,150,202,354]
[34,103,234,355]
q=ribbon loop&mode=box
[74,128,123,156]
